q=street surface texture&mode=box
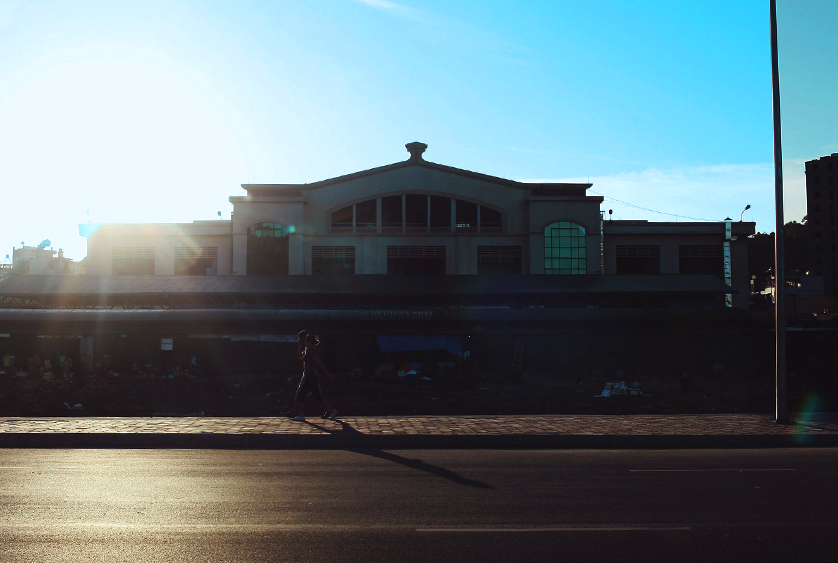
[1,413,836,436]
[1,449,837,562]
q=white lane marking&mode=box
[0,523,690,532]
[416,527,692,532]
[0,466,116,470]
[630,469,795,472]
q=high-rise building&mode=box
[806,153,838,294]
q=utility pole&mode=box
[770,0,789,424]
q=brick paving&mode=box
[1,413,836,437]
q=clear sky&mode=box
[0,0,835,262]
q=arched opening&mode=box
[544,222,586,274]
[246,222,289,275]
[329,195,503,234]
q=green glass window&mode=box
[544,222,586,274]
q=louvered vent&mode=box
[616,245,660,258]
[112,247,155,259]
[386,246,446,258]
[175,247,218,259]
[312,246,356,258]
[679,245,723,258]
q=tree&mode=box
[748,217,808,293]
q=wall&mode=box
[85,222,233,276]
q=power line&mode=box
[588,189,718,222]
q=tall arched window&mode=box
[247,222,289,275]
[544,222,586,274]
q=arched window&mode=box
[544,222,586,274]
[247,222,289,275]
[330,195,503,234]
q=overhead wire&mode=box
[588,189,718,222]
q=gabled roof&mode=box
[241,142,592,196]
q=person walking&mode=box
[290,331,337,422]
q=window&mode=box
[455,200,478,233]
[616,245,660,274]
[405,194,428,233]
[478,246,521,274]
[312,246,355,275]
[328,195,503,235]
[679,245,723,278]
[429,195,451,233]
[386,246,446,274]
[381,196,402,233]
[544,222,586,274]
[356,200,377,233]
[331,206,353,233]
[112,247,155,275]
[247,222,288,275]
[480,206,503,233]
[175,247,218,275]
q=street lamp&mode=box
[740,204,751,222]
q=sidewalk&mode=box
[1,413,837,449]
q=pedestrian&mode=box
[290,330,337,422]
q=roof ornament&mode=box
[405,142,427,162]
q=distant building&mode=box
[11,245,84,275]
[806,153,838,294]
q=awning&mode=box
[375,335,465,357]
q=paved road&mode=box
[1,448,837,562]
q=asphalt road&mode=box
[1,448,836,562]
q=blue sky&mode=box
[0,0,835,261]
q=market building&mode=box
[0,142,759,378]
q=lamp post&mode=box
[740,204,751,222]
[770,0,789,424]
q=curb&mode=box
[1,433,837,449]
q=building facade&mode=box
[806,153,838,295]
[81,142,752,308]
[11,245,84,275]
[0,143,761,378]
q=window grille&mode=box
[477,246,522,262]
[175,247,218,259]
[112,247,155,275]
[312,246,356,258]
[112,247,155,259]
[679,245,723,258]
[544,222,586,274]
[616,245,660,258]
[387,246,446,258]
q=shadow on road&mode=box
[305,419,493,489]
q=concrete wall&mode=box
[85,222,233,276]
[603,222,755,310]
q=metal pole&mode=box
[770,0,789,424]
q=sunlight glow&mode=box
[0,58,246,260]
